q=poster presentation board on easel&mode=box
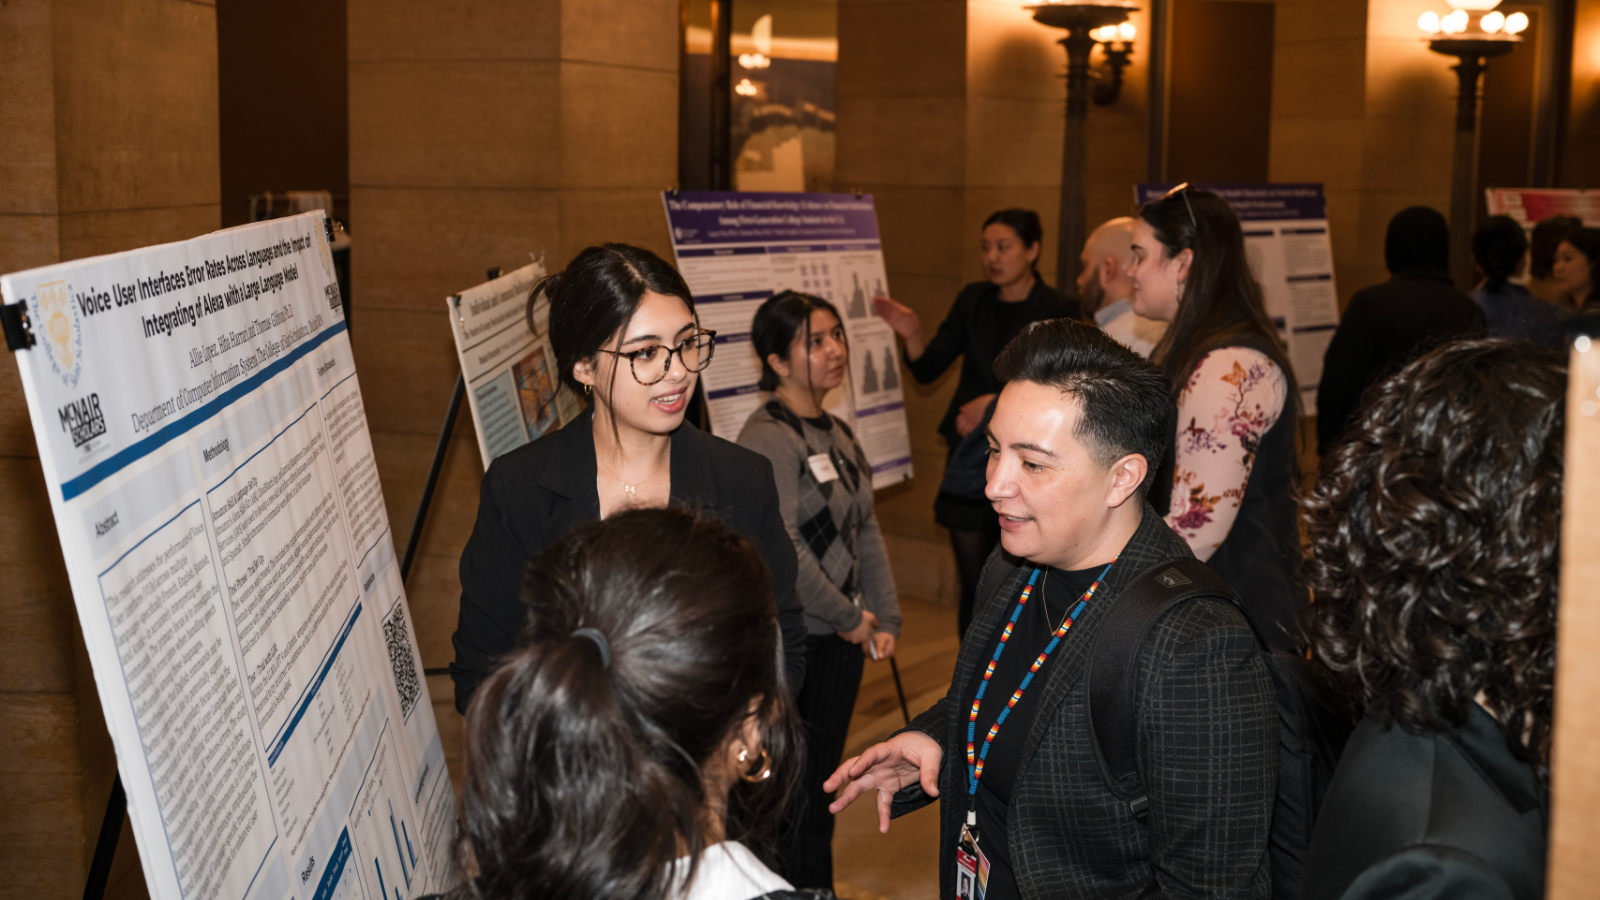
[660,190,913,488]
[2,212,456,900]
[1136,183,1341,408]
[444,262,586,468]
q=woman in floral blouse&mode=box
[1127,185,1305,651]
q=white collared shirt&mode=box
[672,841,793,900]
[1094,297,1168,359]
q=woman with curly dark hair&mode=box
[1300,339,1565,900]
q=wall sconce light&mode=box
[739,52,771,69]
[735,78,759,97]
[1415,0,1524,287]
[1087,21,1137,105]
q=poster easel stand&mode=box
[411,269,501,679]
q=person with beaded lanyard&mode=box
[824,319,1277,900]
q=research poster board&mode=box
[1486,188,1600,226]
[661,190,913,488]
[1137,183,1341,407]
[2,212,456,900]
[445,262,586,468]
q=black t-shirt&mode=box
[961,563,1106,900]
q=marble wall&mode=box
[345,0,683,787]
[0,1,218,897]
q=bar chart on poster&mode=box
[2,212,455,900]
[1137,184,1342,407]
[661,191,913,488]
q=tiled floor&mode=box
[831,597,960,900]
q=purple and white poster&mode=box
[1136,183,1340,407]
[662,191,913,488]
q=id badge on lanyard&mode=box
[956,819,990,900]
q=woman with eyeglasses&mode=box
[871,209,1080,640]
[450,243,806,713]
[1128,185,1305,651]
[736,291,903,890]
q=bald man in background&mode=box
[1077,217,1167,358]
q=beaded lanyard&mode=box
[965,558,1116,805]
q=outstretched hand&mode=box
[871,295,921,338]
[824,730,943,833]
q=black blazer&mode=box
[1316,267,1485,454]
[1305,704,1547,900]
[449,408,805,713]
[904,279,1080,449]
[892,505,1277,899]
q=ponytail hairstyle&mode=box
[1137,187,1298,402]
[983,208,1045,281]
[455,508,800,900]
[752,290,846,392]
[532,243,698,398]
[1472,215,1528,291]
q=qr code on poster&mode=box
[383,606,421,719]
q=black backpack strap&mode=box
[1089,557,1254,817]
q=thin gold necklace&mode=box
[597,450,668,500]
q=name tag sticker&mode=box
[807,453,840,484]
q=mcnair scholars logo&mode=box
[59,393,106,449]
[34,279,83,389]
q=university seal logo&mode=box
[35,279,83,389]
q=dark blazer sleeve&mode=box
[885,693,955,818]
[1137,598,1277,899]
[450,459,535,714]
[1316,290,1381,454]
[747,454,808,695]
[905,290,973,384]
[1336,846,1517,900]
[890,546,1016,819]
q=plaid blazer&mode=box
[893,504,1277,899]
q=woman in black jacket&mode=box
[1301,339,1564,900]
[449,244,805,712]
[871,209,1079,638]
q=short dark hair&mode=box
[1471,215,1528,290]
[751,290,846,392]
[1530,214,1582,279]
[992,318,1174,497]
[1300,339,1565,782]
[457,508,800,900]
[534,243,697,395]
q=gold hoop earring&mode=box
[584,383,592,395]
[737,746,772,783]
